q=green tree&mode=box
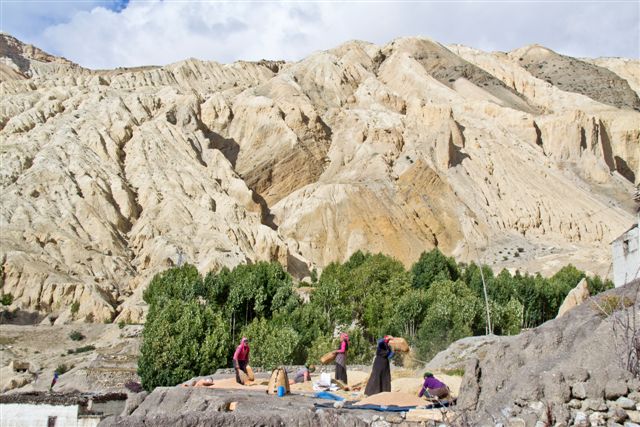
[490,269,519,305]
[341,327,374,364]
[416,279,481,360]
[1,293,13,306]
[241,317,299,370]
[411,249,459,290]
[138,299,229,390]
[586,275,614,295]
[143,264,203,306]
[388,289,429,340]
[285,303,332,363]
[310,252,411,339]
[307,333,335,365]
[204,262,296,341]
[551,264,585,289]
[136,254,606,390]
[308,273,351,326]
[460,262,495,299]
[488,297,523,335]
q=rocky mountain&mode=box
[1,33,638,324]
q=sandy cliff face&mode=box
[1,34,638,322]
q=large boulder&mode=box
[457,281,639,425]
[557,278,591,317]
[100,387,372,426]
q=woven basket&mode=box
[320,350,337,364]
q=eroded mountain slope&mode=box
[0,33,638,322]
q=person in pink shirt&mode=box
[233,337,250,384]
[334,332,349,383]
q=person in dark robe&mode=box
[233,337,250,384]
[364,335,394,396]
[334,333,349,383]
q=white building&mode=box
[612,221,640,287]
[0,403,101,427]
[0,393,126,427]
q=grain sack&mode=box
[266,367,290,395]
[320,351,336,364]
[389,337,410,352]
[246,365,255,381]
[238,369,249,384]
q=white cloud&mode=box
[1,0,114,43]
[6,0,640,69]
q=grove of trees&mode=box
[138,249,612,390]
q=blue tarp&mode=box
[314,391,345,401]
[314,399,455,412]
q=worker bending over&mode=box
[418,372,450,399]
[233,337,250,384]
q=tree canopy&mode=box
[138,250,612,390]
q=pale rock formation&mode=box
[1,370,34,393]
[0,32,78,79]
[1,34,638,321]
[587,57,640,96]
[557,278,591,317]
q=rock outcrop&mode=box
[1,33,638,322]
[456,281,640,426]
[100,387,373,426]
[557,278,591,317]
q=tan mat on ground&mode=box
[390,374,462,396]
[354,391,428,407]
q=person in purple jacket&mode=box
[418,372,450,399]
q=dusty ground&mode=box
[0,323,140,393]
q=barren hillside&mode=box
[1,33,638,323]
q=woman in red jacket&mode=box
[233,337,250,384]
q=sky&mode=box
[1,0,638,69]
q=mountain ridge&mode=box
[1,33,638,323]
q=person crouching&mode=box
[418,372,450,399]
[233,337,250,384]
[291,364,316,384]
